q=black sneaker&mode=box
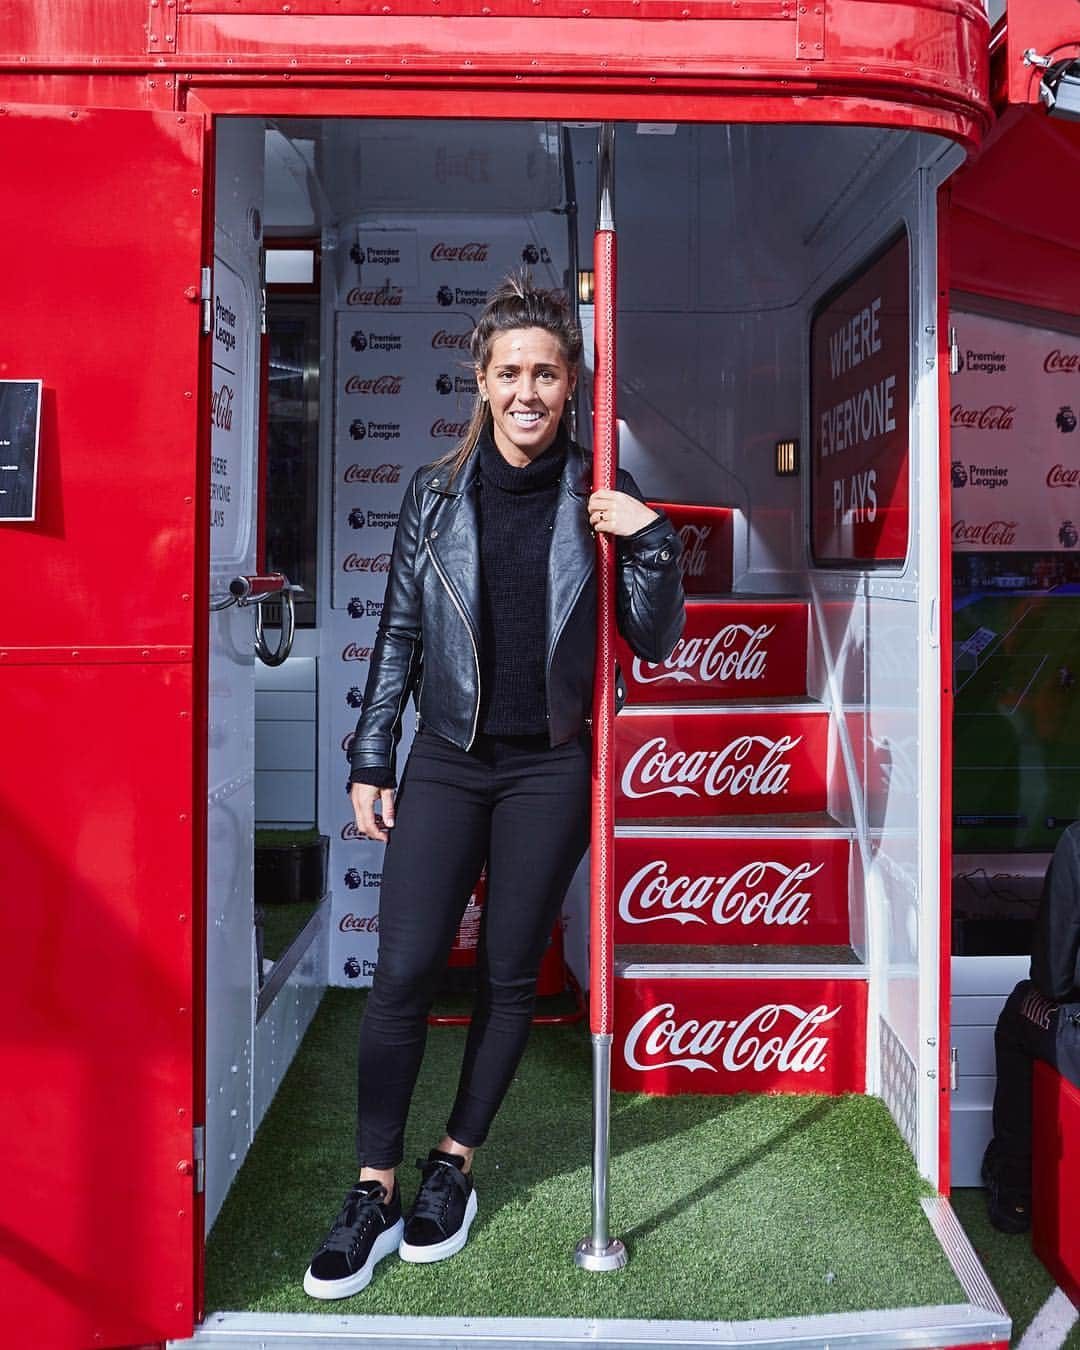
[399,1149,478,1264]
[303,1180,404,1299]
[981,1144,1031,1234]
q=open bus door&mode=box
[0,106,209,1348]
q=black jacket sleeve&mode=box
[613,468,686,664]
[1031,822,1080,1001]
[347,472,424,790]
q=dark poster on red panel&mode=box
[811,232,911,564]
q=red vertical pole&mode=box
[575,123,627,1273]
[589,229,617,1041]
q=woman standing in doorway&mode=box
[304,273,685,1299]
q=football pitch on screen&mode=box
[954,594,1080,852]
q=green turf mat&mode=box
[206,990,964,1321]
[951,1190,1080,1348]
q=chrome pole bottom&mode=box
[574,1034,627,1272]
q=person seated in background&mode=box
[982,822,1080,1232]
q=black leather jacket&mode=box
[348,438,685,786]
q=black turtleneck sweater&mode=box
[476,424,567,736]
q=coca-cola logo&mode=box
[952,519,1018,546]
[211,383,234,431]
[341,821,363,840]
[632,623,772,687]
[345,374,404,396]
[343,553,392,573]
[339,913,380,932]
[950,403,1015,431]
[623,1001,840,1074]
[431,242,490,263]
[343,463,401,484]
[1048,464,1080,489]
[432,329,474,351]
[346,284,404,307]
[342,642,375,661]
[621,734,800,801]
[1045,349,1080,374]
[619,858,820,929]
[431,418,469,439]
[676,524,713,579]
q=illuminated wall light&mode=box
[578,269,595,305]
[775,438,800,477]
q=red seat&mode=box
[1032,1060,1080,1308]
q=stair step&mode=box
[616,811,848,835]
[616,707,829,818]
[612,832,852,946]
[612,972,868,1095]
[616,597,808,704]
[650,500,734,594]
[615,943,863,975]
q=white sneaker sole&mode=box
[303,1217,404,1299]
[398,1188,478,1264]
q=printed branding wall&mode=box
[951,311,1080,553]
[322,218,570,986]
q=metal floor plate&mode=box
[172,1199,1009,1350]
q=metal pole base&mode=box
[574,1235,628,1272]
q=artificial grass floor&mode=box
[206,989,964,1322]
[951,1190,1080,1349]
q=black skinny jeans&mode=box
[355,726,592,1168]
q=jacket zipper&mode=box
[425,538,481,750]
[545,568,592,723]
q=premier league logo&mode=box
[351,330,368,352]
[344,868,363,890]
[1061,520,1079,548]
[343,956,363,979]
[435,373,453,395]
[951,460,969,488]
[436,285,454,308]
[349,419,367,441]
[346,686,365,709]
[347,597,365,619]
[1057,406,1077,433]
[348,508,365,529]
[349,242,364,265]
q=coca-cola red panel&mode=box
[810,231,910,564]
[615,710,829,818]
[613,977,867,1095]
[613,835,851,946]
[649,502,733,594]
[615,601,808,704]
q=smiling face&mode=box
[476,327,577,464]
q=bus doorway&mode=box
[189,114,1001,1348]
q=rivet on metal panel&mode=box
[149,33,158,41]
[69,110,79,118]
[179,1006,188,1014]
[178,1210,187,1218]
[180,650,188,658]
[177,1160,193,1175]
[148,79,157,88]
[178,914,187,922]
[191,188,199,197]
[175,1303,184,1314]
[166,32,174,39]
[142,649,150,657]
[177,115,186,123]
[72,650,80,657]
[345,56,353,61]
[184,390,193,397]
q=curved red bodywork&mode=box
[0,0,1041,1344]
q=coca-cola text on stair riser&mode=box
[615,715,829,817]
[612,979,867,1095]
[612,836,852,946]
[617,602,809,703]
